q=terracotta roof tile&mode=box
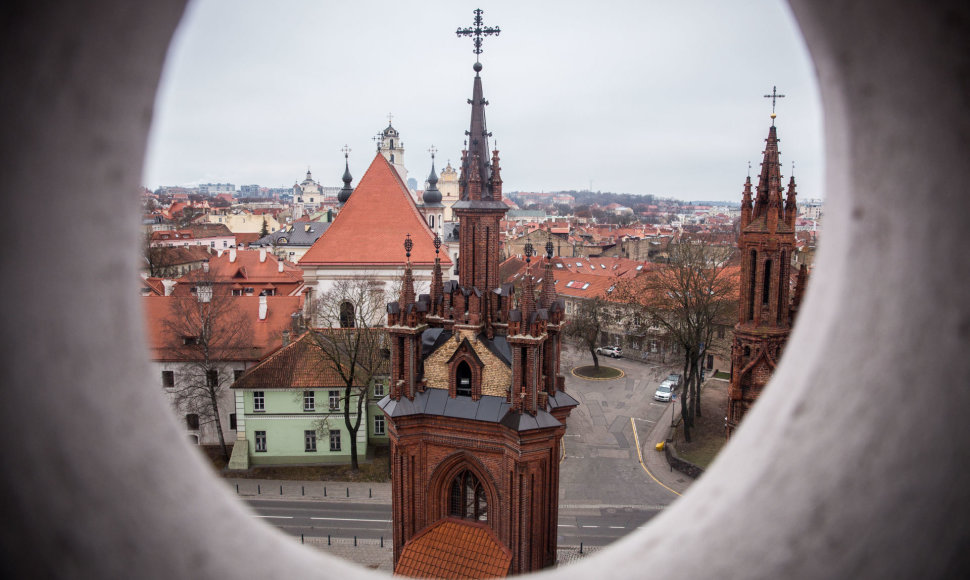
[232,331,347,389]
[142,294,303,362]
[299,154,451,267]
[395,518,511,579]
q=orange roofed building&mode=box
[142,293,304,448]
[298,153,452,323]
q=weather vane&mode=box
[764,85,786,125]
[456,8,500,63]
[404,233,413,258]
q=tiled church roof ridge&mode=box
[299,154,451,267]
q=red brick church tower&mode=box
[726,103,808,438]
[379,10,577,577]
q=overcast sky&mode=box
[143,0,824,202]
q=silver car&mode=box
[654,381,674,402]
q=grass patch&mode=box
[713,370,731,380]
[670,380,728,469]
[572,365,624,380]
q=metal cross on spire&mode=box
[456,8,500,62]
[373,132,383,152]
[764,85,786,125]
[387,112,394,126]
[341,144,351,159]
[428,145,437,160]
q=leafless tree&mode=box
[616,239,737,442]
[309,278,390,472]
[563,296,618,371]
[161,275,252,460]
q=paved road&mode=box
[246,498,660,548]
[558,345,689,510]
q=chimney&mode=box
[278,260,284,273]
[291,311,303,334]
[281,329,290,347]
[202,259,209,273]
[229,248,237,262]
[258,294,267,320]
[259,248,266,263]
[161,279,176,296]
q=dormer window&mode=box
[456,361,472,397]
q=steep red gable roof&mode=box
[299,154,451,267]
[395,518,511,579]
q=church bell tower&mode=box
[380,10,577,577]
[727,93,808,437]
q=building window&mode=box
[373,379,385,398]
[304,430,316,452]
[229,413,237,430]
[339,301,355,328]
[374,415,385,436]
[255,431,267,452]
[449,470,488,522]
[456,361,472,397]
[253,391,265,412]
[161,370,174,388]
[329,430,341,452]
[186,414,199,430]
[303,391,315,412]
[329,390,340,410]
[717,325,726,339]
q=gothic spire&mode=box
[429,234,444,317]
[754,125,783,220]
[785,173,798,228]
[519,243,537,333]
[400,234,416,311]
[540,240,557,309]
[741,173,753,229]
[456,9,500,202]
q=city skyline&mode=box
[144,1,824,202]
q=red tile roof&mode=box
[172,249,304,296]
[142,294,303,362]
[395,518,511,579]
[299,154,451,267]
[232,331,347,389]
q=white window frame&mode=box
[303,390,315,412]
[328,390,340,411]
[304,430,316,452]
[254,431,267,452]
[374,415,385,436]
[329,430,341,452]
[253,391,265,412]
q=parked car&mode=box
[665,373,682,389]
[595,346,622,358]
[654,381,674,402]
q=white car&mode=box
[654,381,674,402]
[596,346,622,358]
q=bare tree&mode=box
[309,278,389,472]
[161,276,252,460]
[616,239,737,442]
[563,296,618,371]
[144,229,175,278]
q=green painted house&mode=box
[228,330,388,469]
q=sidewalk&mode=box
[634,401,693,496]
[224,477,392,503]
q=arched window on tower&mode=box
[429,215,434,228]
[389,139,394,149]
[390,153,395,163]
[449,469,488,522]
[747,250,757,321]
[339,301,355,328]
[456,361,472,397]
[762,260,773,306]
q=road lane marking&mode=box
[253,515,293,519]
[609,526,625,529]
[310,517,391,523]
[630,416,682,497]
[581,525,599,528]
